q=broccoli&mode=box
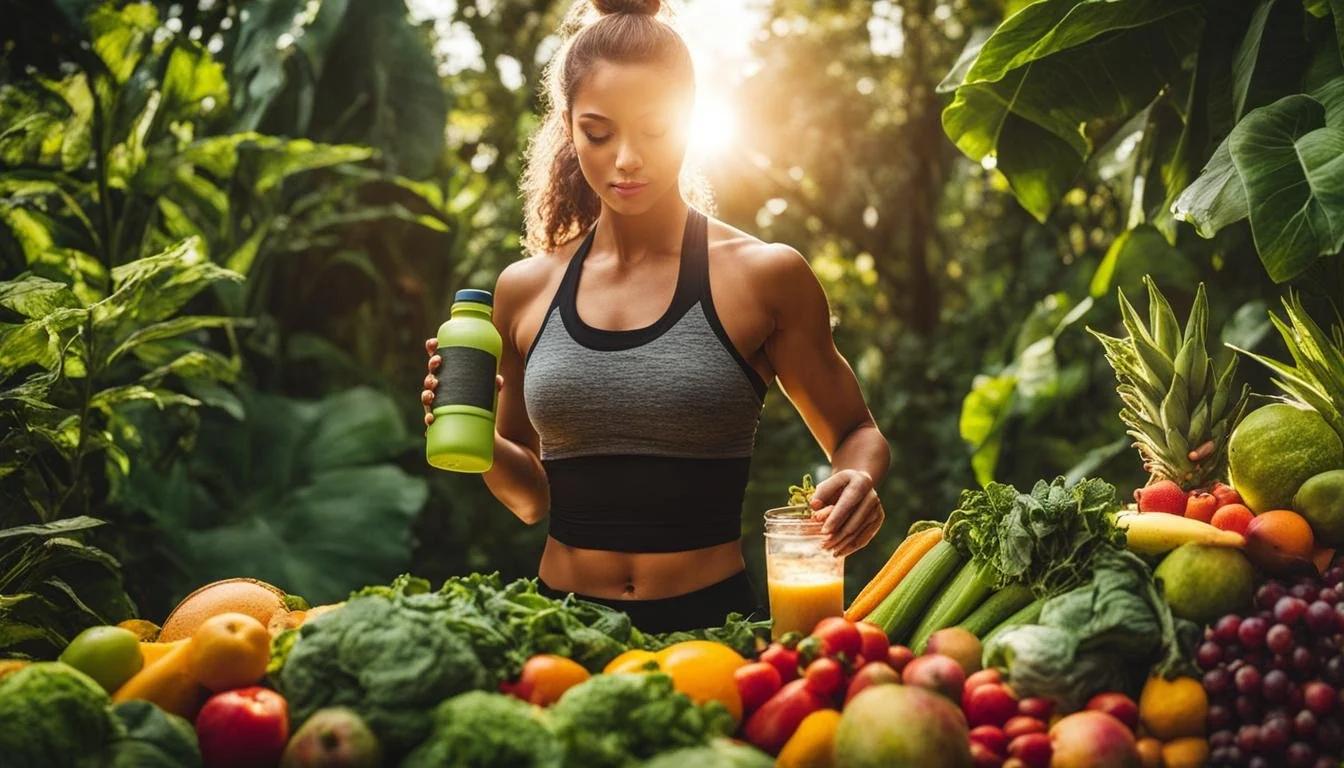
[549,673,735,768]
[0,662,201,768]
[276,589,489,759]
[400,691,563,768]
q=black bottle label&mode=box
[432,346,496,411]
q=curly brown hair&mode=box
[519,0,714,256]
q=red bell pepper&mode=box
[741,678,830,755]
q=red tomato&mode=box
[734,661,783,716]
[195,686,289,768]
[855,621,890,665]
[810,617,862,659]
[965,683,1019,728]
[759,643,800,684]
[803,656,844,699]
[886,645,915,672]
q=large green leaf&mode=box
[87,2,159,85]
[1228,94,1344,282]
[94,238,243,334]
[941,0,1203,221]
[0,275,81,318]
[119,386,426,604]
[961,373,1017,486]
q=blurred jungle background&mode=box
[2,0,1342,641]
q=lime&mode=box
[1295,469,1344,547]
[58,625,143,693]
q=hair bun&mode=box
[591,0,660,15]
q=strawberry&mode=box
[1135,480,1187,515]
[1211,482,1243,508]
[1184,491,1218,523]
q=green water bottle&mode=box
[426,289,501,472]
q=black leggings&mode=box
[538,569,766,635]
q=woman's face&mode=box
[568,60,692,216]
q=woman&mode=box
[421,0,890,634]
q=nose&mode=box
[615,138,643,175]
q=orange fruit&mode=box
[655,640,747,724]
[1162,737,1210,768]
[1135,737,1163,768]
[160,578,289,642]
[1139,675,1207,740]
[1247,509,1315,558]
[518,654,590,706]
[188,612,270,692]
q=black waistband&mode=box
[537,569,764,634]
[544,453,751,553]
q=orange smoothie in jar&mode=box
[764,506,845,640]
[768,573,844,639]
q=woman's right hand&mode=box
[422,337,504,427]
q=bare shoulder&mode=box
[705,217,823,309]
[494,236,586,312]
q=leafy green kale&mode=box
[944,476,1125,596]
[550,673,736,768]
[983,548,1196,710]
[275,582,490,759]
[401,691,563,768]
[632,612,772,659]
[106,700,203,768]
[0,662,201,768]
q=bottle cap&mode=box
[454,289,493,306]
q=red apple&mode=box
[196,686,289,768]
[901,653,966,702]
[1050,711,1140,768]
[1085,692,1139,732]
[843,660,902,705]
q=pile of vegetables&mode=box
[855,476,1129,651]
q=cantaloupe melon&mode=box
[159,578,289,642]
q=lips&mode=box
[611,181,648,197]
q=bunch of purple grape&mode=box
[1196,565,1344,767]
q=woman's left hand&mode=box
[809,469,884,557]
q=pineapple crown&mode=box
[1088,276,1250,489]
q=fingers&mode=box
[428,354,441,373]
[497,374,504,391]
[423,411,434,427]
[821,477,872,536]
[825,493,875,549]
[425,338,438,355]
[833,499,884,557]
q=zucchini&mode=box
[957,584,1034,639]
[910,559,997,653]
[866,540,962,644]
[982,596,1045,648]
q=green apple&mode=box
[58,625,143,693]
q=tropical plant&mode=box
[0,517,135,658]
[1234,292,1344,442]
[940,0,1344,283]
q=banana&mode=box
[1113,510,1245,557]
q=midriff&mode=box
[538,536,747,600]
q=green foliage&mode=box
[116,386,427,606]
[1234,291,1344,442]
[0,517,134,657]
[943,0,1344,281]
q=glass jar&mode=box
[764,506,844,639]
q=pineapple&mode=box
[1232,291,1344,444]
[1090,277,1250,489]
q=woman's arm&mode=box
[424,260,551,524]
[759,243,892,557]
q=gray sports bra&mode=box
[522,208,769,552]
